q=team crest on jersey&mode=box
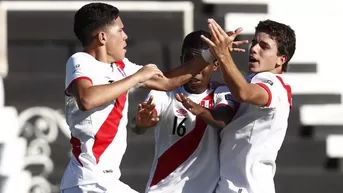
[176,109,188,116]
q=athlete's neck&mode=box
[84,47,113,64]
[250,67,283,74]
[270,67,283,74]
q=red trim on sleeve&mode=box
[256,83,272,107]
[65,76,92,96]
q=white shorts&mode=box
[61,181,138,193]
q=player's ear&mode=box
[276,55,287,67]
[97,31,107,45]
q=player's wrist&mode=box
[201,49,216,64]
[197,106,207,116]
[132,73,143,85]
[130,116,147,134]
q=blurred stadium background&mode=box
[0,0,343,192]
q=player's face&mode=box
[104,17,128,62]
[185,62,218,93]
[249,32,285,73]
[181,49,218,93]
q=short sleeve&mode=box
[250,72,279,108]
[214,86,240,111]
[122,58,143,77]
[144,90,170,116]
[65,53,93,96]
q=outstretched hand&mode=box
[201,18,248,58]
[175,93,204,116]
[136,95,159,129]
[227,30,249,52]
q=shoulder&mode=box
[66,52,94,68]
[122,57,133,64]
[250,72,278,86]
[68,52,93,62]
[214,85,230,94]
[122,57,142,67]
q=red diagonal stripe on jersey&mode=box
[70,136,82,166]
[92,91,128,163]
[150,93,214,187]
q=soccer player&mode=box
[178,19,296,193]
[131,30,247,193]
[60,3,219,193]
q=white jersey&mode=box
[216,72,292,193]
[60,52,141,192]
[145,84,231,193]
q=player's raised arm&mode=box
[66,59,163,111]
[201,19,271,106]
[141,53,212,92]
[141,33,248,92]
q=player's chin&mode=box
[248,63,262,73]
[116,52,126,61]
[187,80,202,87]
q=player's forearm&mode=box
[217,54,250,102]
[198,108,227,129]
[146,57,208,91]
[78,75,140,111]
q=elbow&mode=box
[214,120,230,130]
[160,80,176,92]
[78,96,95,111]
[233,90,250,103]
[216,124,225,130]
[218,121,229,129]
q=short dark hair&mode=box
[74,3,120,47]
[180,30,210,63]
[255,19,296,72]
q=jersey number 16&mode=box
[172,116,187,137]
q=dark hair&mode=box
[74,3,120,47]
[255,19,296,72]
[180,30,211,64]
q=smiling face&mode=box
[248,32,286,73]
